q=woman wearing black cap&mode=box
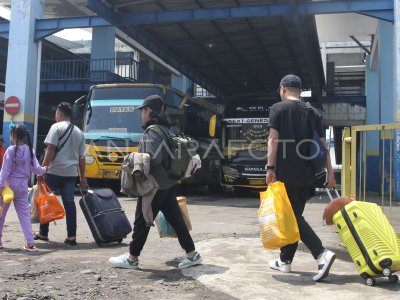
[109,95,202,270]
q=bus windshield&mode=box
[85,99,144,141]
[224,118,268,150]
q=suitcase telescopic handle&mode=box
[325,188,340,202]
[77,184,89,196]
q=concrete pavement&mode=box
[180,192,400,299]
[0,189,399,299]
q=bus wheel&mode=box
[208,183,223,194]
[233,187,250,196]
[105,181,121,195]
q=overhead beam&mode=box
[87,0,394,25]
[357,10,394,23]
[86,0,224,98]
[193,0,264,91]
[349,35,371,54]
[155,0,241,91]
[1,16,110,40]
[35,16,110,40]
[0,0,394,40]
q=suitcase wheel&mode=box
[382,268,392,277]
[365,277,375,286]
[388,275,399,284]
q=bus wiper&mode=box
[88,136,129,141]
[243,145,266,151]
[240,145,267,150]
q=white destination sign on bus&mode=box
[223,118,269,124]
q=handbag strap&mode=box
[57,123,74,153]
[144,124,171,170]
[305,102,317,132]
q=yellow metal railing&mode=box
[342,124,400,225]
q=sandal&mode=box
[64,238,77,246]
[33,233,49,241]
[24,244,38,252]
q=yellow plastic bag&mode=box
[258,181,300,249]
[2,186,14,204]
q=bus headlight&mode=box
[222,165,239,177]
[85,155,95,165]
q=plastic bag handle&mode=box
[38,182,52,196]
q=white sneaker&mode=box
[313,250,336,281]
[109,253,139,269]
[178,251,203,269]
[269,259,292,273]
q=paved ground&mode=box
[0,188,399,299]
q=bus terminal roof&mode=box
[86,0,326,100]
[0,0,389,101]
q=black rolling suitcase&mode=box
[79,188,132,246]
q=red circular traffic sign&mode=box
[4,96,20,115]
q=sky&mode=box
[0,6,10,19]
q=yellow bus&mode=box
[73,83,221,192]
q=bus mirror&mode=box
[72,95,87,125]
[209,115,217,137]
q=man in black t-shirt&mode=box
[266,74,336,282]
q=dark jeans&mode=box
[129,185,195,257]
[39,173,77,238]
[280,186,325,262]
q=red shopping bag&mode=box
[37,183,65,225]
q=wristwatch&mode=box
[265,165,275,170]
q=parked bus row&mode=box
[71,83,275,194]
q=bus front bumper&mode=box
[86,163,121,180]
[221,174,267,189]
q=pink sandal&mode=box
[24,244,38,252]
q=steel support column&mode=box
[394,0,400,201]
[378,21,394,196]
[3,0,43,147]
[91,26,116,75]
[365,55,380,192]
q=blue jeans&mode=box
[39,173,77,238]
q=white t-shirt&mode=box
[44,121,87,177]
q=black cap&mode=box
[136,95,165,110]
[277,74,302,92]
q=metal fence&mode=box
[41,58,138,83]
[342,124,400,229]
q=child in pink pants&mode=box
[0,125,46,252]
